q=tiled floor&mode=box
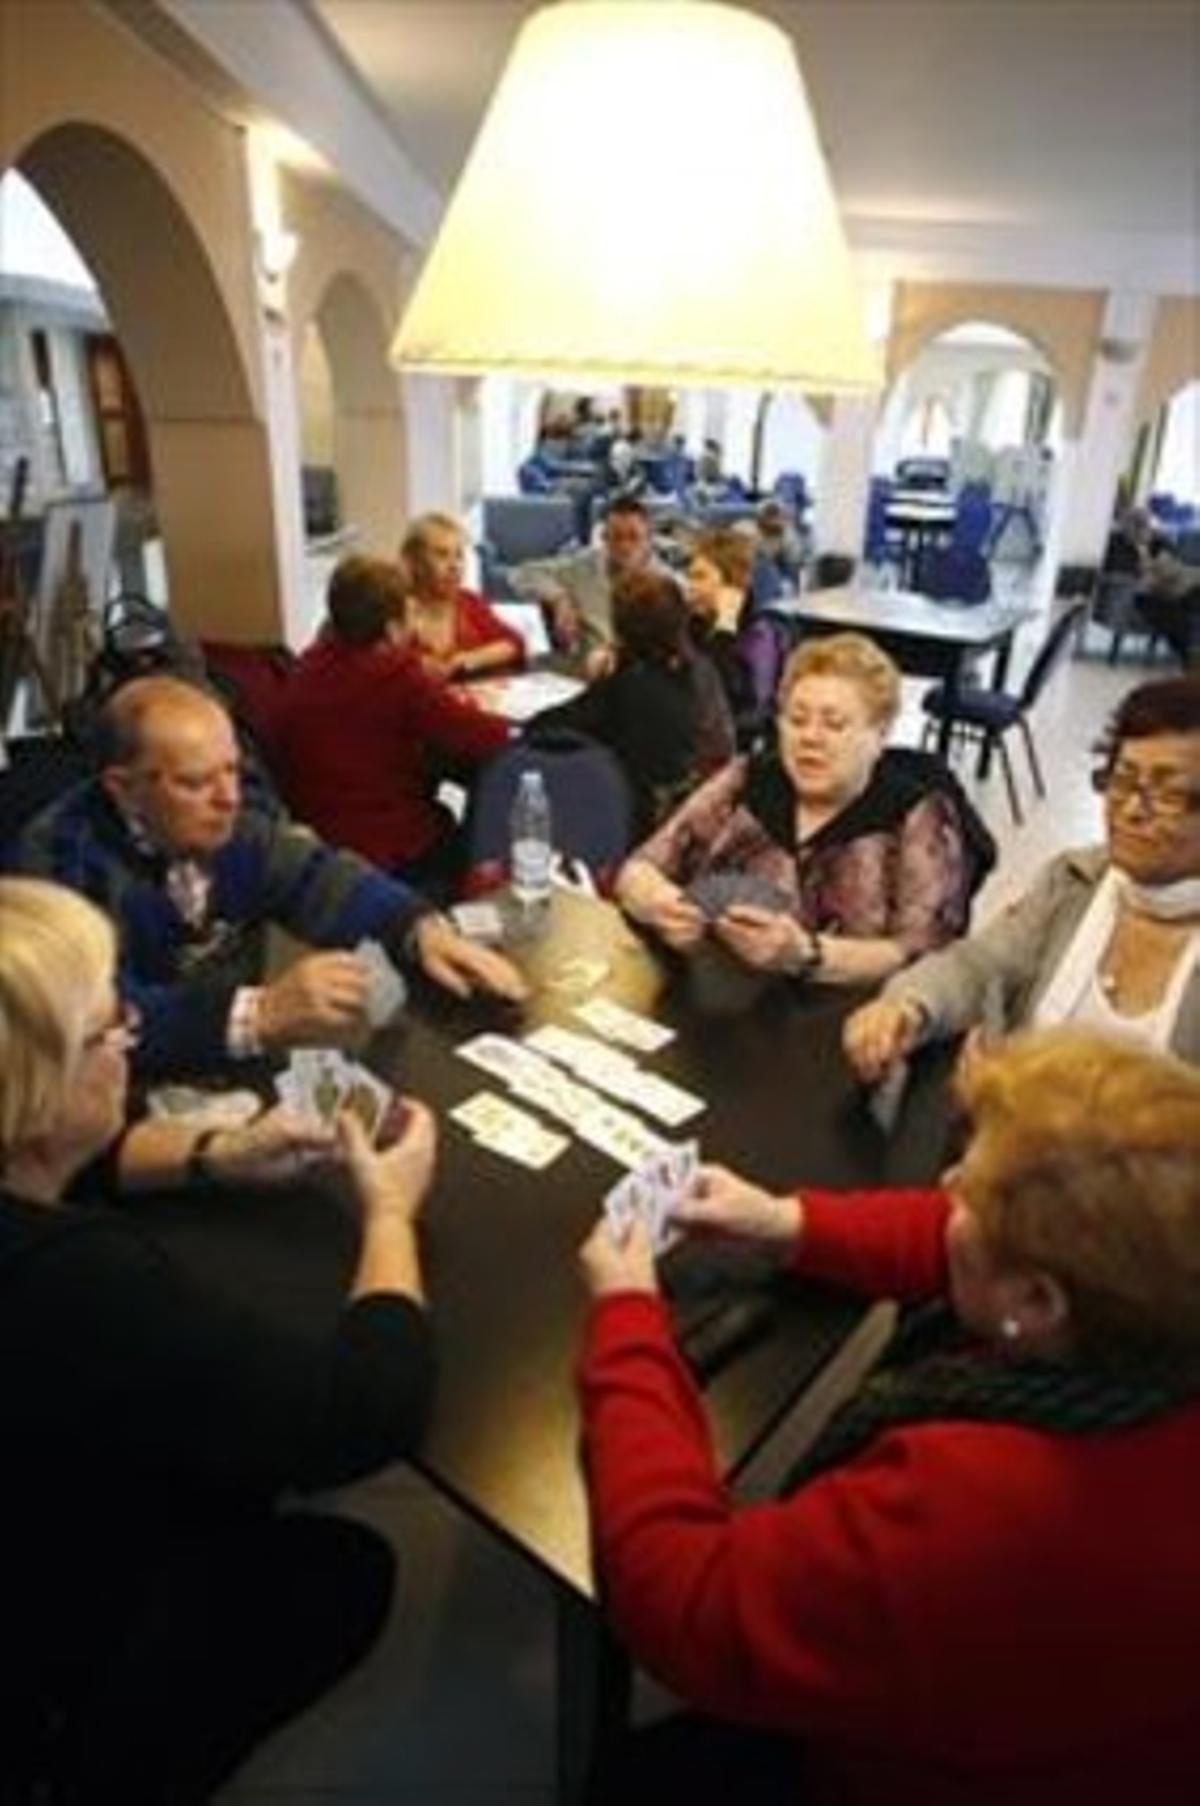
[221,578,1170,1804]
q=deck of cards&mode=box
[604,1141,699,1254]
[275,1048,392,1140]
[686,870,793,923]
[355,938,408,1028]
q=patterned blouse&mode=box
[631,749,986,957]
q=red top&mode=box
[408,589,526,673]
[579,1187,1200,1805]
[273,637,508,867]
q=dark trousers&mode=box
[5,1510,393,1805]
[586,1710,804,1805]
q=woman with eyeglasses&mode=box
[845,673,1200,1079]
[578,1030,1200,1803]
[0,877,436,1799]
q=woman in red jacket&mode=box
[399,512,526,679]
[578,1029,1200,1804]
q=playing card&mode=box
[355,939,407,1029]
[544,955,610,996]
[868,1060,908,1137]
[457,1032,542,1084]
[288,1048,390,1138]
[632,1074,705,1127]
[449,1090,514,1135]
[687,870,792,923]
[572,996,675,1053]
[450,900,506,945]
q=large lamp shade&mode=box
[390,1,879,391]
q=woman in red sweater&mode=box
[398,512,526,680]
[578,1029,1200,1804]
[274,556,509,893]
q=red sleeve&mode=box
[394,651,510,762]
[792,1187,951,1301]
[457,591,526,667]
[579,1293,922,1742]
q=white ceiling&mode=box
[313,0,1200,285]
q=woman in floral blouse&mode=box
[616,632,993,986]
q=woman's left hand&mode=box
[207,1104,337,1185]
[714,904,804,973]
[579,1213,659,1299]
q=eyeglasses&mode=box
[1098,765,1200,818]
[81,1001,141,1056]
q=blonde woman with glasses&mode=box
[846,674,1200,1079]
[0,877,437,1798]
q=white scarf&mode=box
[1033,867,1199,1029]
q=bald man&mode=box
[12,676,526,1079]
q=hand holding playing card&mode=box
[338,1096,437,1226]
[259,952,371,1051]
[712,904,804,973]
[671,1163,802,1247]
[579,1212,659,1299]
[202,1104,337,1185]
[647,886,705,953]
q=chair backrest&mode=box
[1018,602,1088,710]
[951,484,993,554]
[482,495,578,566]
[461,728,634,898]
[913,544,992,604]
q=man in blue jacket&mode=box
[13,675,526,1078]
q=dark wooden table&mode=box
[136,892,953,1798]
[785,584,1032,774]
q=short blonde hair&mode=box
[956,1029,1200,1361]
[399,511,463,572]
[779,632,901,730]
[0,879,115,1160]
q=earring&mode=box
[999,1316,1022,1344]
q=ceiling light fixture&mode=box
[390,0,879,393]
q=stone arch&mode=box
[303,270,407,555]
[1134,296,1200,431]
[885,283,1104,437]
[9,123,282,640]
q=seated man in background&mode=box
[275,556,509,894]
[11,675,526,1079]
[397,512,526,680]
[844,672,1199,1079]
[509,494,660,668]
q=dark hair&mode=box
[1095,674,1200,775]
[604,495,648,526]
[327,556,406,647]
[612,571,688,667]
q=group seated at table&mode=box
[273,555,510,893]
[9,673,525,1080]
[578,1027,1200,1802]
[0,877,439,1800]
[526,569,734,839]
[844,672,1200,1077]
[397,512,526,680]
[616,632,994,987]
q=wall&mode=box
[1135,295,1200,428]
[1,0,283,639]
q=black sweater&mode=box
[0,1187,433,1673]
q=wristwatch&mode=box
[184,1126,225,1187]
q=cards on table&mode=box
[604,1141,699,1254]
[275,1048,392,1139]
[573,995,675,1053]
[354,938,408,1029]
[449,901,506,946]
[450,1090,569,1170]
[524,1023,703,1127]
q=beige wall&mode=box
[1135,295,1200,427]
[285,172,410,555]
[886,281,1105,436]
[2,0,284,639]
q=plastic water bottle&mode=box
[509,770,553,914]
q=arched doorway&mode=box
[307,271,407,556]
[11,123,281,640]
[875,320,1061,564]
